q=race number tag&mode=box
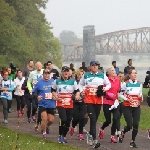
[45,93,52,99]
[62,98,71,106]
[130,100,139,107]
[89,88,97,95]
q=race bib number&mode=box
[89,88,97,95]
[62,98,71,106]
[130,100,139,107]
[45,93,52,99]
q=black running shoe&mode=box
[119,131,124,143]
[93,140,101,149]
[130,142,138,148]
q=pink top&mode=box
[103,76,121,105]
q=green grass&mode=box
[142,88,149,97]
[0,126,81,150]
[98,105,150,130]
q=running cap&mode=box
[90,61,100,66]
[61,66,70,71]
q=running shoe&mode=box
[119,131,124,143]
[78,134,84,140]
[148,129,150,139]
[83,127,87,134]
[93,140,101,148]
[63,137,67,143]
[58,135,64,143]
[43,133,47,139]
[46,126,50,134]
[69,127,74,136]
[18,113,22,118]
[8,108,12,113]
[32,116,36,122]
[3,119,8,124]
[130,141,138,148]
[111,136,117,143]
[98,128,104,139]
[86,132,93,146]
[21,109,24,115]
[35,124,39,131]
[28,118,31,123]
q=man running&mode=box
[27,62,43,130]
[32,69,55,139]
[78,61,111,148]
[51,66,80,143]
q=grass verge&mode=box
[0,126,81,150]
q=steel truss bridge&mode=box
[62,27,150,63]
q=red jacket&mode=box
[103,76,121,105]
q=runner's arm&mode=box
[78,75,85,92]
[103,74,111,91]
[27,72,33,92]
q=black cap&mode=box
[61,66,70,71]
[90,61,100,66]
[43,69,50,74]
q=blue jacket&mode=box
[32,78,56,108]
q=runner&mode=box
[99,66,120,143]
[78,61,111,148]
[21,73,37,123]
[23,60,34,78]
[14,70,25,117]
[69,69,86,140]
[0,70,14,124]
[32,69,55,139]
[119,69,143,148]
[47,61,59,80]
[27,61,43,130]
[51,66,80,143]
[116,71,125,139]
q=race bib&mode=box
[62,98,71,106]
[130,100,139,107]
[45,93,52,99]
[89,87,97,95]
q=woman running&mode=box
[99,66,120,143]
[119,69,143,148]
[70,69,86,140]
[0,70,14,124]
[14,70,25,117]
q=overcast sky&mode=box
[43,0,150,37]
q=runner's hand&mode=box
[81,91,85,96]
[37,95,42,101]
[75,93,81,100]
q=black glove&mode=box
[96,85,106,97]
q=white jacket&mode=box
[14,77,25,96]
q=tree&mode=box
[0,0,62,68]
[0,0,33,68]
[59,30,82,44]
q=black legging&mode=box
[116,103,123,131]
[86,104,101,140]
[72,102,86,134]
[16,95,25,111]
[58,107,73,137]
[26,98,37,118]
[101,104,119,135]
[1,98,8,120]
[7,100,12,112]
[122,106,140,141]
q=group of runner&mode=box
[0,59,149,149]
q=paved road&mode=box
[0,102,150,150]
